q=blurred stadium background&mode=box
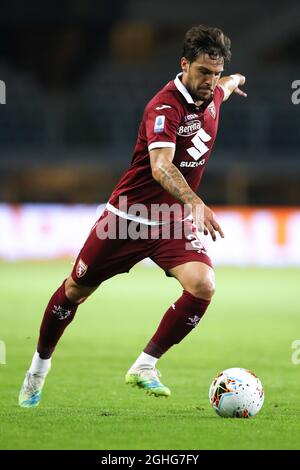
[0,0,299,264]
[1,0,300,451]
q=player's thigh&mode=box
[71,210,147,287]
[151,219,215,299]
[169,261,215,300]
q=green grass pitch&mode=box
[0,261,300,450]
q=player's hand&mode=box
[192,203,225,241]
[233,73,247,98]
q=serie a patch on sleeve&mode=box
[154,115,165,133]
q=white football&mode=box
[209,367,264,418]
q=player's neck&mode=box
[180,75,204,107]
[189,92,204,108]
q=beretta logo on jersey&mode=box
[154,115,165,133]
[177,120,201,137]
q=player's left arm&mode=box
[218,73,247,102]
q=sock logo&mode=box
[76,258,88,278]
[52,305,72,320]
[187,315,201,327]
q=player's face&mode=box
[181,53,224,102]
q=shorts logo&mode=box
[154,115,165,133]
[76,258,88,278]
[208,102,216,119]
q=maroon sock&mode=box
[144,290,210,358]
[37,281,79,359]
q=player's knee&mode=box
[185,276,215,300]
[64,277,97,304]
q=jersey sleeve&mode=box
[214,84,225,104]
[145,104,181,152]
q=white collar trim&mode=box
[174,73,194,104]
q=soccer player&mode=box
[19,25,246,406]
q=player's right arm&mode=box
[150,147,224,241]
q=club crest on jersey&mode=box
[76,258,88,278]
[208,102,216,119]
[154,115,165,133]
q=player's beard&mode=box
[183,74,213,102]
[194,87,213,101]
[187,80,213,102]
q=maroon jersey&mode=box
[108,73,224,223]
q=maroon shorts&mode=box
[71,210,213,287]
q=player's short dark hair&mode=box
[183,25,231,63]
